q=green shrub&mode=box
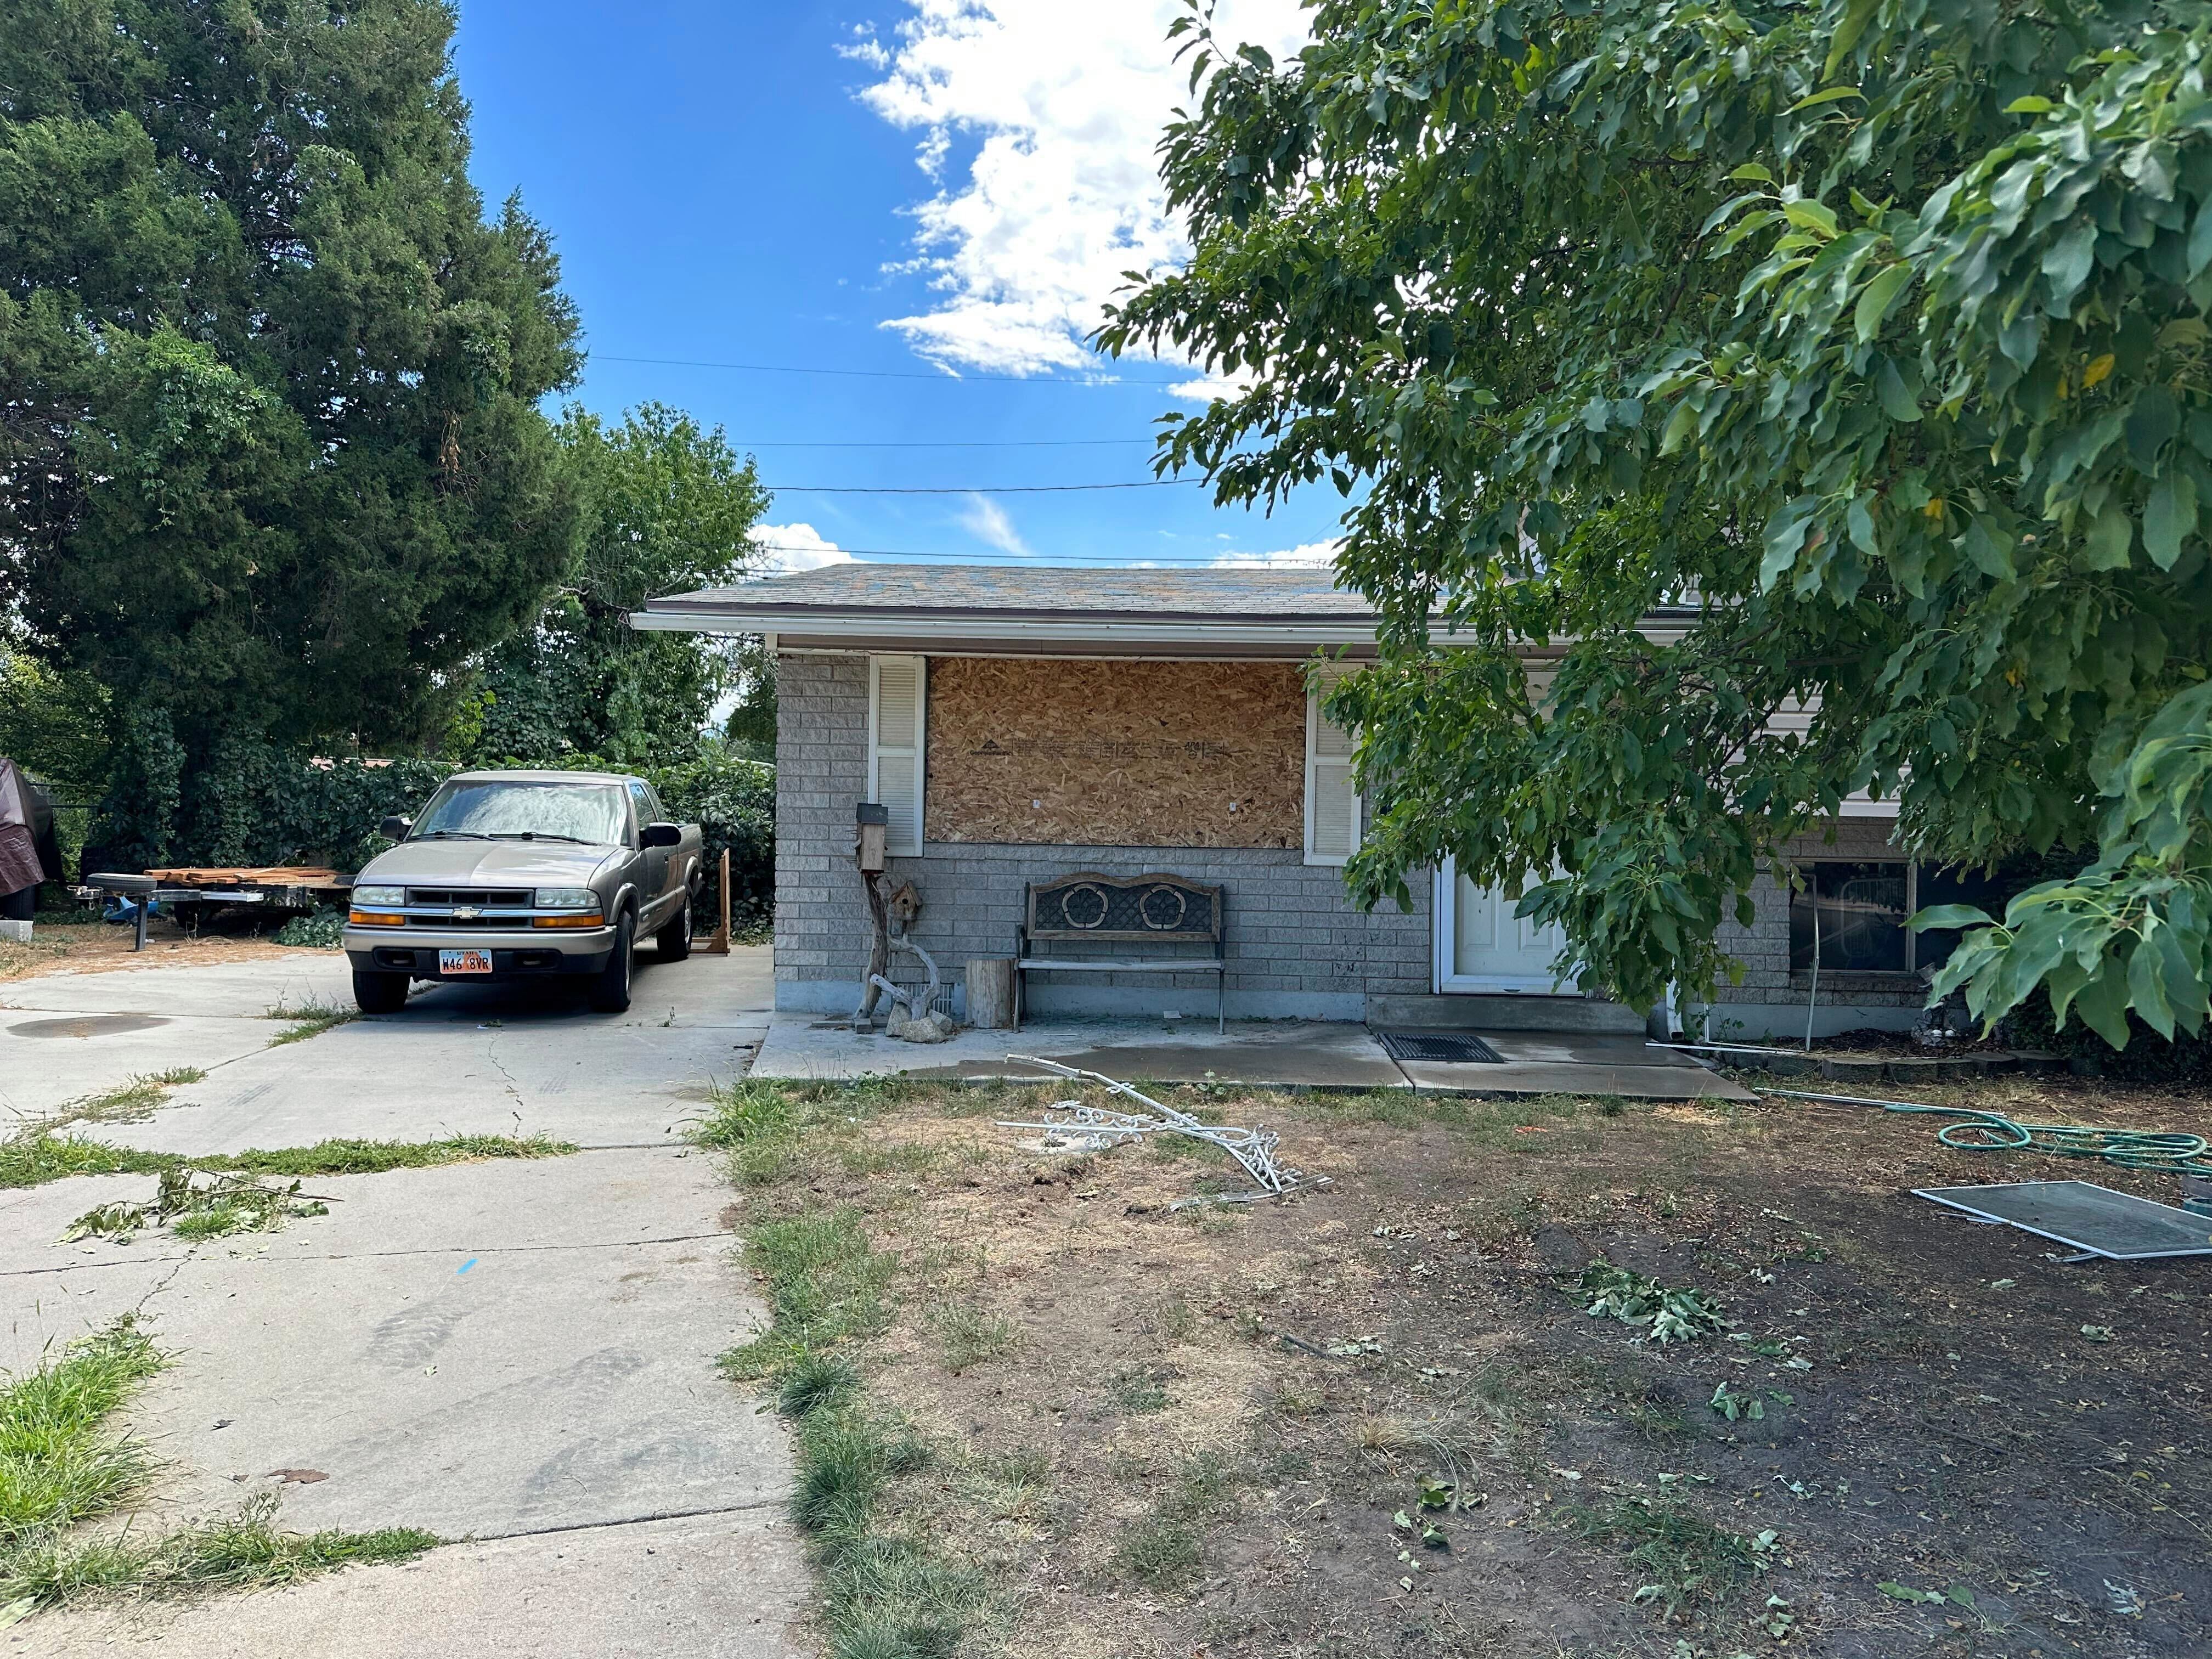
[2001,988,2212,1082]
[83,741,772,922]
[88,741,448,875]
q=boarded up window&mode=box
[1305,672,1360,866]
[924,658,1305,847]
[869,656,926,854]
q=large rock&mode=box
[885,1006,957,1043]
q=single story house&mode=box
[634,564,1948,1039]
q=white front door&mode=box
[1434,858,1571,993]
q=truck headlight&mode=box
[352,885,405,907]
[533,888,604,929]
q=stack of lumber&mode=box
[140,866,345,888]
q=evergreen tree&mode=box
[0,0,582,781]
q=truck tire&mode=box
[589,911,635,1013]
[656,891,693,961]
[352,969,409,1014]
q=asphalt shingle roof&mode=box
[645,563,1373,620]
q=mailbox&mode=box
[854,802,889,873]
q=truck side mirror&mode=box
[380,816,411,841]
[640,821,682,848]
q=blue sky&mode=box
[450,0,1344,572]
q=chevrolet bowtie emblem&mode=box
[452,906,479,921]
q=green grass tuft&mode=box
[779,1352,861,1419]
[719,1210,896,1379]
[205,1135,576,1177]
[265,1000,359,1046]
[1564,1495,1780,1618]
[712,1197,979,1656]
[0,1322,438,1611]
[0,1133,574,1196]
[930,1301,1013,1375]
[0,1138,174,1190]
[689,1079,805,1184]
[1112,1516,1202,1586]
[0,1493,436,1604]
[0,1320,164,1542]
[139,1496,437,1588]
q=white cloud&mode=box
[748,522,856,574]
[1166,371,1252,403]
[855,2,1311,388]
[1205,539,1341,569]
[957,493,1031,557]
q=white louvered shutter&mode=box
[869,656,926,854]
[1305,676,1360,866]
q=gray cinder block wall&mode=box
[1700,817,1928,1040]
[771,651,1927,1033]
[772,653,1430,1018]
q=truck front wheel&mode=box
[352,969,409,1014]
[589,912,635,1013]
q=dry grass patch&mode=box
[696,1070,2212,1658]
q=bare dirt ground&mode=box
[0,919,323,983]
[731,1069,2212,1658]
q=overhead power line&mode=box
[763,479,1194,495]
[596,353,1198,387]
[746,540,1334,568]
[734,437,1153,449]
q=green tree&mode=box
[0,647,111,799]
[0,0,581,769]
[721,634,778,762]
[1103,0,2212,1047]
[473,404,769,765]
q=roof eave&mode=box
[628,608,1379,647]
[628,606,1697,649]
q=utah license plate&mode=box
[438,949,493,975]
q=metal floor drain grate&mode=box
[1376,1030,1505,1064]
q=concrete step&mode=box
[1365,992,1649,1035]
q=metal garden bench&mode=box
[1015,871,1226,1032]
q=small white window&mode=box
[868,656,926,855]
[1305,670,1360,866]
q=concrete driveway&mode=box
[0,946,803,1658]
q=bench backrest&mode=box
[1024,872,1222,944]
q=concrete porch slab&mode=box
[751,1014,1410,1090]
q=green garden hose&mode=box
[1756,1088,2212,1175]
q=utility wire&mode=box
[745,540,1332,568]
[596,353,1197,387]
[733,437,1153,449]
[763,479,1194,495]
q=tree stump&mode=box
[965,957,1017,1030]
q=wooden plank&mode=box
[143,866,345,887]
[927,658,1306,847]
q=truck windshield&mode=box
[411,781,628,846]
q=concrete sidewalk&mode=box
[0,946,803,1659]
[751,1010,1753,1100]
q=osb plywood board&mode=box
[927,658,1305,847]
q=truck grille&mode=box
[405,888,532,907]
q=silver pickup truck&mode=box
[342,770,704,1015]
